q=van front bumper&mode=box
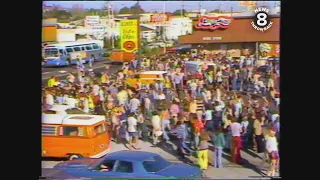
[89,148,111,158]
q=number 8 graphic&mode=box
[256,13,267,26]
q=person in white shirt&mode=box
[230,118,243,164]
[271,113,280,123]
[82,97,89,113]
[66,73,75,84]
[45,91,54,108]
[265,127,279,177]
[92,84,100,96]
[204,107,214,132]
[129,96,140,113]
[127,113,139,148]
[190,80,198,98]
[66,95,78,108]
[151,111,162,145]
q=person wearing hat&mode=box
[265,127,279,176]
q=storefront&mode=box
[178,16,280,58]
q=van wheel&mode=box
[68,154,82,160]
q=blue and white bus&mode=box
[42,41,104,67]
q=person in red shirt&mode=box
[191,116,204,149]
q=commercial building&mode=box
[178,11,280,58]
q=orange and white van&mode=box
[126,71,167,89]
[42,115,111,160]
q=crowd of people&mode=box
[42,52,280,177]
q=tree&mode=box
[173,9,187,16]
[130,2,145,14]
[70,6,85,19]
[43,8,72,22]
[210,9,220,13]
[119,6,131,14]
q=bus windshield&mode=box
[44,48,59,57]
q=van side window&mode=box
[81,46,85,51]
[94,124,106,134]
[59,126,84,136]
[42,126,58,136]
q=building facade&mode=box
[178,16,280,58]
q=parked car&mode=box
[53,151,202,178]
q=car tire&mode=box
[68,154,83,160]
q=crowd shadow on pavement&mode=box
[242,148,263,160]
[153,135,196,166]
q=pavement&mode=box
[42,59,122,85]
[42,139,279,179]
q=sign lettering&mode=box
[120,20,139,52]
[195,16,233,30]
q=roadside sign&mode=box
[120,20,139,53]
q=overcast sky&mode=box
[44,1,280,12]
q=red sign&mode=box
[151,14,168,22]
[195,16,233,30]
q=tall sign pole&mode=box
[163,1,166,54]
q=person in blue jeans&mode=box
[212,126,226,168]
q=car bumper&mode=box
[89,148,111,158]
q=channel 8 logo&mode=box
[253,11,270,28]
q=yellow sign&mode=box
[239,1,257,7]
[120,20,139,53]
[42,26,57,42]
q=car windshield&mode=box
[65,108,87,114]
[142,155,172,173]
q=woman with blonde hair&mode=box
[265,127,279,176]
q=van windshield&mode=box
[44,48,59,57]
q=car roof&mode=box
[107,151,158,162]
[48,105,71,112]
[42,115,105,125]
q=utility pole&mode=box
[181,1,184,18]
[162,1,166,54]
[231,6,233,16]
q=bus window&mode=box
[59,49,63,55]
[85,45,93,51]
[92,44,100,50]
[44,48,59,57]
[59,126,84,136]
[66,48,74,53]
[73,46,81,52]
[81,46,85,51]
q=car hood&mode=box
[155,163,201,178]
[54,158,100,170]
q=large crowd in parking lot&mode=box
[43,52,280,177]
